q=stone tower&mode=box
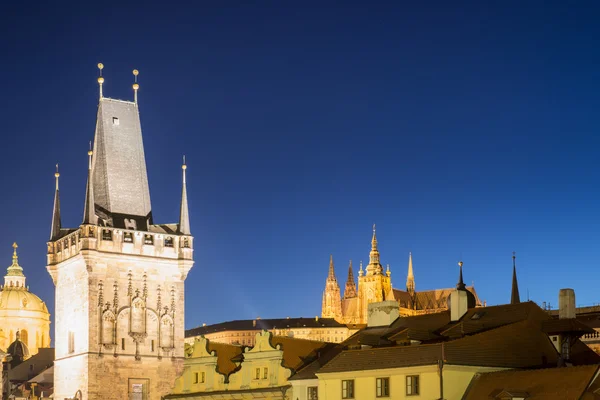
[46,66,194,400]
[357,225,393,323]
[321,255,342,320]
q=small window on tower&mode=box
[144,235,154,245]
[164,237,174,247]
[113,117,119,125]
[102,229,112,241]
[124,232,133,243]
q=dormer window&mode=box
[164,237,174,247]
[124,232,133,243]
[144,235,154,245]
[102,229,112,241]
[113,117,119,125]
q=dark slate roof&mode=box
[186,317,346,338]
[9,348,54,382]
[318,320,560,374]
[462,365,600,400]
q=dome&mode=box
[7,331,30,360]
[0,288,48,313]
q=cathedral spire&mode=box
[178,156,191,235]
[83,143,97,225]
[367,224,382,275]
[511,252,521,304]
[327,255,336,281]
[406,252,415,294]
[344,260,357,298]
[50,164,61,240]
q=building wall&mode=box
[48,226,192,400]
[316,365,502,400]
[186,325,356,347]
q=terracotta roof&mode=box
[186,317,346,337]
[462,365,600,400]
[318,320,559,374]
[206,341,243,377]
[270,336,333,372]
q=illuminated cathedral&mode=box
[322,226,481,324]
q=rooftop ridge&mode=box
[100,97,136,105]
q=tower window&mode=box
[124,232,133,243]
[151,339,155,352]
[121,338,125,350]
[113,117,119,125]
[68,331,74,354]
[164,237,174,247]
[102,229,112,241]
[144,235,154,245]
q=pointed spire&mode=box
[358,260,364,277]
[456,261,466,290]
[178,156,191,235]
[367,224,382,274]
[406,252,415,294]
[132,69,139,105]
[344,260,357,298]
[83,143,97,225]
[511,252,521,304]
[327,255,336,281]
[50,164,61,240]
[97,63,104,99]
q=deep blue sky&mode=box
[1,2,600,331]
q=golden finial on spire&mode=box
[88,141,93,169]
[54,163,60,190]
[133,69,139,104]
[458,260,463,268]
[12,242,17,257]
[97,63,104,99]
[182,155,187,170]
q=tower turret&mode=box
[366,224,383,275]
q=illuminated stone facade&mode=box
[186,318,360,346]
[322,226,481,324]
[46,70,194,400]
[0,243,51,355]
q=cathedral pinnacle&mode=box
[367,224,382,275]
[97,63,104,99]
[344,260,357,298]
[83,143,97,225]
[327,255,336,281]
[406,252,415,294]
[178,155,191,235]
[511,252,521,304]
[50,164,62,240]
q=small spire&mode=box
[456,260,466,290]
[327,255,336,280]
[511,251,521,304]
[97,63,104,99]
[406,252,415,294]
[344,260,357,298]
[386,263,391,277]
[83,143,97,225]
[367,224,382,274]
[132,69,139,104]
[50,164,61,240]
[358,260,364,277]
[178,155,191,235]
[6,243,24,277]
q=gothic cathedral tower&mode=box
[321,255,342,320]
[46,66,194,400]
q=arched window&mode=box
[160,316,173,348]
[20,330,28,347]
[102,310,116,345]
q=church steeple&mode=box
[367,224,382,275]
[50,165,61,240]
[406,252,415,294]
[322,255,342,320]
[511,252,520,304]
[344,260,357,298]
[83,144,97,225]
[178,156,191,235]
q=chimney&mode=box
[559,288,575,319]
[450,289,469,322]
[367,300,400,327]
[252,320,256,327]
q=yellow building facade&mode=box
[0,243,50,355]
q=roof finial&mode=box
[7,242,24,278]
[178,155,191,235]
[12,242,17,262]
[97,63,104,99]
[132,69,139,104]
[55,164,60,190]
